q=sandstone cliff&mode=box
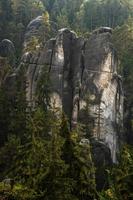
[0,17,123,164]
[19,22,123,163]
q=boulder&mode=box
[24,16,44,44]
[24,16,57,48]
[91,139,112,190]
[0,39,15,66]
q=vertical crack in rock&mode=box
[71,37,85,129]
[30,52,40,108]
[61,29,77,126]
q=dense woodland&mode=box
[0,0,133,199]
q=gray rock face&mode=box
[16,26,123,163]
[93,27,113,35]
[81,31,123,162]
[24,16,57,49]
[83,33,123,161]
[24,16,44,44]
[0,39,15,66]
[91,139,112,190]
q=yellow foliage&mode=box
[105,189,114,199]
[24,36,40,53]
[42,11,50,25]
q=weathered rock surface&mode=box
[24,16,44,46]
[18,24,123,163]
[91,139,112,190]
[0,39,15,66]
[24,16,57,49]
[1,18,123,164]
[81,29,123,162]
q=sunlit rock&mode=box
[5,19,123,164]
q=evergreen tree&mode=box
[0,0,13,40]
[113,18,133,144]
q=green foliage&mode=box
[0,0,133,56]
[36,65,51,110]
[0,0,45,58]
[113,18,133,58]
[0,0,13,39]
[0,102,97,200]
[0,135,21,179]
[72,141,97,199]
[98,145,133,200]
[0,59,13,146]
[113,18,133,143]
[24,37,40,53]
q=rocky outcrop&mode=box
[25,16,44,42]
[2,18,123,164]
[91,139,112,190]
[81,29,123,162]
[18,25,123,163]
[24,15,57,49]
[0,39,15,66]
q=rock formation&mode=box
[0,39,15,66]
[0,16,124,190]
[81,28,123,162]
[19,23,123,163]
[24,15,57,50]
[0,16,123,164]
